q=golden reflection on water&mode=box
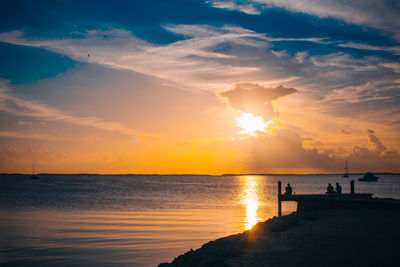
[239,176,263,230]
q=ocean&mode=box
[1,174,399,266]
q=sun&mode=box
[236,112,273,136]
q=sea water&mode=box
[1,174,399,266]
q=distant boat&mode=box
[358,172,379,182]
[30,174,39,179]
[343,160,349,178]
[30,161,40,179]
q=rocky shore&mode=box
[159,207,400,266]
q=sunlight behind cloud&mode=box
[236,112,274,136]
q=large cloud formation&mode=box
[346,130,400,172]
[220,83,298,120]
[226,128,400,173]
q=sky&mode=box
[0,0,400,174]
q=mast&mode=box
[30,160,39,179]
[344,160,349,177]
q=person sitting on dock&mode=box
[335,183,342,194]
[326,183,334,194]
[285,183,293,195]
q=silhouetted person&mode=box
[335,183,342,194]
[285,183,292,195]
[326,183,334,194]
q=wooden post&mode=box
[350,180,355,194]
[278,180,282,217]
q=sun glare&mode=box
[236,112,273,136]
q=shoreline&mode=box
[159,204,400,266]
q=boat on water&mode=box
[358,172,379,182]
[30,161,40,179]
[30,174,40,179]
[343,160,349,178]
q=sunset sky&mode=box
[1,0,399,174]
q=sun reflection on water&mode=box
[240,176,263,230]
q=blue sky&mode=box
[1,0,399,84]
[0,0,399,173]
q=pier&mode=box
[277,180,375,216]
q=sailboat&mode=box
[343,160,349,178]
[30,161,40,179]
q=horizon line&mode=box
[2,172,399,176]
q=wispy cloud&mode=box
[0,85,153,138]
[380,62,400,73]
[0,25,370,95]
[322,80,400,104]
[205,0,261,15]
[206,0,400,40]
[0,26,269,92]
[266,36,329,44]
[0,131,64,141]
[338,42,400,55]
[309,52,378,70]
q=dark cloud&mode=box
[220,83,298,120]
[340,129,351,135]
[228,129,337,172]
[226,128,400,173]
[328,130,398,173]
[367,129,386,153]
[337,130,399,172]
[347,146,400,173]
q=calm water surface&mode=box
[1,174,399,266]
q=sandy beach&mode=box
[159,207,400,266]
